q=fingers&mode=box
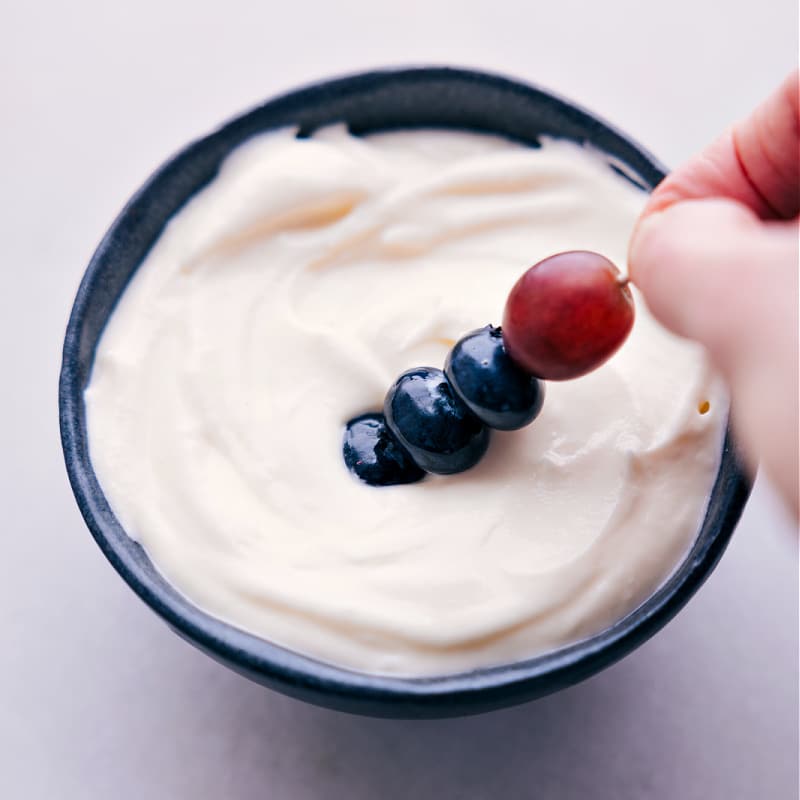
[734,69,800,218]
[628,70,800,516]
[630,198,797,367]
[630,197,799,513]
[641,70,800,221]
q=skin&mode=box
[629,70,799,517]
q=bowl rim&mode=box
[59,65,751,717]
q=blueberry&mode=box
[384,368,490,475]
[343,413,426,486]
[444,325,544,431]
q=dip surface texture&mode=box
[85,128,726,676]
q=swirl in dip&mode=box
[85,127,726,676]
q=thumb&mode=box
[629,197,799,513]
[630,198,796,369]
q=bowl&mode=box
[59,67,750,718]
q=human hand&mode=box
[629,71,799,516]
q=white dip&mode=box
[85,127,726,676]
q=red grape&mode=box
[502,251,634,380]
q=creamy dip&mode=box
[85,127,726,676]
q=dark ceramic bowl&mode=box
[60,67,750,718]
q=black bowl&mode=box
[59,67,750,718]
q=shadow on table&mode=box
[211,650,650,800]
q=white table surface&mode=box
[2,2,797,798]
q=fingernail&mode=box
[627,212,662,286]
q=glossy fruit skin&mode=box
[343,413,426,486]
[384,368,490,475]
[444,325,545,431]
[502,251,635,380]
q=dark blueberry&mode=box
[384,367,490,475]
[444,325,545,431]
[343,413,425,486]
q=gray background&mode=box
[2,1,797,798]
